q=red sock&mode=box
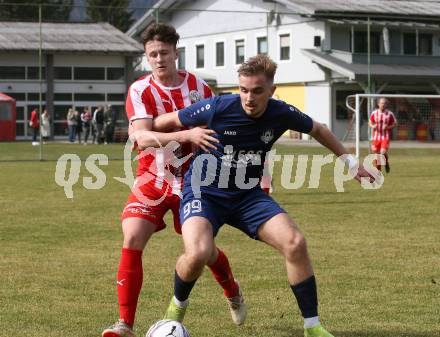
[208,249,239,298]
[117,248,143,327]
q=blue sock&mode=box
[174,270,197,302]
[291,275,318,318]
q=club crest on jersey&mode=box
[261,129,274,144]
[189,90,202,103]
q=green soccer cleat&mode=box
[163,298,187,322]
[304,324,335,337]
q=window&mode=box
[419,33,432,55]
[107,93,125,101]
[16,106,24,120]
[216,42,225,67]
[107,68,125,81]
[27,67,46,80]
[54,93,73,101]
[0,103,12,120]
[7,92,26,101]
[177,47,185,69]
[74,67,105,80]
[54,105,72,120]
[74,93,106,101]
[28,93,46,101]
[257,36,268,55]
[354,31,380,53]
[54,67,72,80]
[235,39,245,64]
[403,33,416,55]
[279,34,290,60]
[0,66,25,79]
[196,45,204,68]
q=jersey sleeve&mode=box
[178,96,216,127]
[369,110,376,123]
[284,104,314,133]
[126,82,154,123]
[389,111,396,124]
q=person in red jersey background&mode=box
[369,97,397,173]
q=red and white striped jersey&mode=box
[370,109,396,141]
[126,70,213,196]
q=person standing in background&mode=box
[67,108,77,143]
[81,106,92,145]
[41,109,50,142]
[30,108,40,146]
[104,104,116,144]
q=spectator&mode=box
[29,108,40,146]
[67,107,77,143]
[93,105,105,144]
[41,109,50,142]
[81,106,92,145]
[75,108,82,144]
[104,104,116,144]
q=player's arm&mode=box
[309,121,349,157]
[131,118,218,152]
[368,113,376,129]
[386,114,398,130]
[308,121,375,183]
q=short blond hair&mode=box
[237,54,277,83]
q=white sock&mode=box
[173,296,189,308]
[304,316,320,329]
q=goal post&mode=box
[345,93,440,158]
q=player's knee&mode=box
[184,246,211,269]
[284,233,307,261]
[123,231,148,250]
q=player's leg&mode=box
[371,140,381,170]
[380,140,390,173]
[258,213,335,337]
[102,217,157,337]
[103,188,169,337]
[164,216,217,322]
[171,196,242,318]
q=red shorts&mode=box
[371,139,390,153]
[121,182,182,234]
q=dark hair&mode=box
[140,23,180,48]
[237,54,277,83]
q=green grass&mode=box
[1,142,439,337]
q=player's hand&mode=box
[187,127,219,152]
[352,163,378,184]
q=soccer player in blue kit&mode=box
[136,54,375,337]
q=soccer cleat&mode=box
[227,280,247,325]
[102,319,135,337]
[385,162,390,173]
[163,298,187,322]
[304,324,335,337]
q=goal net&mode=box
[345,94,440,157]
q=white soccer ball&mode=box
[146,320,190,337]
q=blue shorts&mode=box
[179,187,285,239]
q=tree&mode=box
[86,0,135,32]
[0,0,73,22]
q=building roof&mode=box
[0,22,143,54]
[277,0,440,19]
[302,48,440,81]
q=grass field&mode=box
[1,142,439,337]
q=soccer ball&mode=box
[146,320,190,337]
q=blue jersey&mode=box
[178,94,313,195]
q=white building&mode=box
[0,22,143,139]
[127,0,440,140]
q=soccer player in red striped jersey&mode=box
[102,23,245,337]
[368,97,397,173]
